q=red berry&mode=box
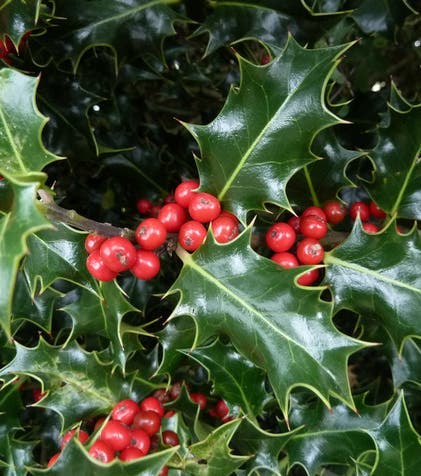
[136,198,152,215]
[61,429,89,449]
[215,400,229,419]
[159,466,169,476]
[188,192,221,223]
[297,268,320,286]
[111,399,140,426]
[88,440,115,463]
[158,203,187,232]
[260,53,271,65]
[130,249,160,280]
[164,410,176,418]
[218,210,239,223]
[349,201,370,222]
[162,430,179,446]
[130,428,151,454]
[271,252,299,269]
[100,420,131,451]
[140,396,165,417]
[86,251,118,281]
[296,238,324,265]
[265,222,296,252]
[93,417,106,432]
[32,388,46,402]
[85,234,107,254]
[135,218,167,250]
[301,206,327,222]
[47,453,61,467]
[169,382,183,400]
[178,220,207,252]
[4,36,17,55]
[362,222,379,233]
[152,388,171,403]
[119,446,145,461]
[149,204,161,217]
[0,39,8,59]
[323,201,347,225]
[299,215,328,239]
[369,200,387,219]
[189,392,207,410]
[287,215,301,233]
[132,410,161,435]
[174,180,199,208]
[99,236,137,272]
[211,215,239,243]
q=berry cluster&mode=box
[85,180,239,281]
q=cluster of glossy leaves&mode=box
[0,0,421,475]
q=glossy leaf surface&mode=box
[0,0,40,44]
[169,227,365,414]
[186,37,351,222]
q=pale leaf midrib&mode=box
[0,104,27,174]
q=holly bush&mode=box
[0,0,421,474]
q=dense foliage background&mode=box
[0,0,420,474]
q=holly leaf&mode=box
[387,338,421,389]
[0,339,154,429]
[181,419,248,475]
[365,92,421,219]
[324,221,421,350]
[368,392,421,475]
[168,227,366,416]
[42,0,181,70]
[0,0,40,45]
[185,37,352,222]
[193,3,296,56]
[30,438,177,476]
[231,418,294,475]
[61,281,149,369]
[183,339,269,419]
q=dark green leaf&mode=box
[324,222,421,349]
[183,339,269,419]
[168,227,366,415]
[0,0,40,45]
[186,37,352,222]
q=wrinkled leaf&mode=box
[186,37,351,222]
[168,227,366,415]
[324,222,421,350]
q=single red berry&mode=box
[299,215,328,239]
[85,234,107,254]
[162,430,179,447]
[362,222,379,233]
[0,39,8,59]
[297,268,320,286]
[349,201,370,222]
[100,420,131,451]
[111,399,140,426]
[32,388,46,402]
[218,210,239,223]
[174,180,199,208]
[47,453,61,468]
[93,417,106,432]
[86,251,118,281]
[211,215,239,243]
[265,222,296,252]
[132,410,161,435]
[152,388,171,403]
[178,220,207,252]
[369,200,387,219]
[287,215,301,233]
[140,396,165,417]
[4,36,17,55]
[188,192,221,223]
[215,400,229,419]
[190,392,207,410]
[130,428,151,454]
[159,466,169,476]
[99,236,137,272]
[119,446,145,461]
[61,429,89,449]
[208,407,219,418]
[301,206,327,222]
[158,202,187,232]
[323,201,347,225]
[271,252,299,269]
[136,198,152,215]
[164,410,176,418]
[296,238,324,265]
[169,382,183,400]
[260,53,271,64]
[135,218,167,250]
[130,249,160,280]
[88,440,115,463]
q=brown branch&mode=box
[37,189,136,241]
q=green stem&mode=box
[303,165,319,207]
